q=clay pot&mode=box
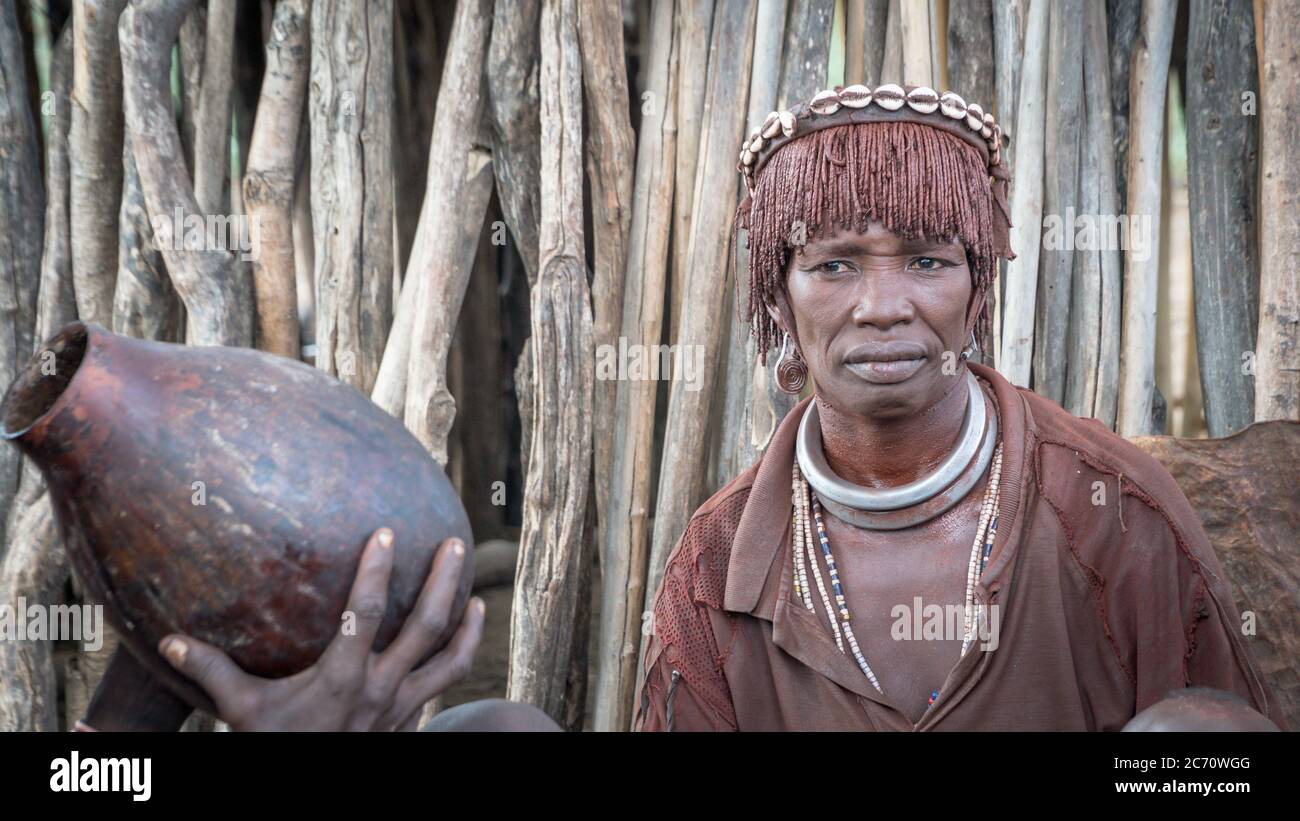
[0,322,474,713]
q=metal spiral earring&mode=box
[774,332,809,394]
[959,331,978,361]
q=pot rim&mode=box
[0,320,96,442]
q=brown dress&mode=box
[633,363,1281,731]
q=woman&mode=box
[633,84,1279,731]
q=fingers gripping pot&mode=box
[0,322,475,713]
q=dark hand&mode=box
[157,529,484,731]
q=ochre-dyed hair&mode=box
[737,121,1000,363]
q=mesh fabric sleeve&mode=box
[632,493,747,731]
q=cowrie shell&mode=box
[965,102,984,131]
[940,91,967,120]
[761,112,782,139]
[779,110,796,137]
[810,89,841,115]
[874,83,905,111]
[905,86,939,114]
[839,84,872,108]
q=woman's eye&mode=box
[816,260,851,274]
[910,257,948,271]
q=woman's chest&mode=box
[809,492,992,721]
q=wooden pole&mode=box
[846,0,865,83]
[0,0,56,731]
[34,30,78,357]
[753,0,788,118]
[1256,0,1300,422]
[899,0,933,86]
[244,0,309,360]
[1081,0,1122,428]
[997,0,1047,387]
[929,0,944,89]
[192,0,234,215]
[1065,78,1101,418]
[68,0,124,326]
[292,157,314,353]
[310,0,394,393]
[392,1,444,275]
[508,0,594,728]
[1033,0,1082,405]
[1185,0,1259,436]
[485,0,542,561]
[646,0,757,618]
[714,0,789,492]
[857,0,890,86]
[2,28,75,577]
[947,0,994,111]
[1117,0,1176,437]
[991,0,1022,129]
[0,0,45,419]
[372,154,494,423]
[882,0,903,82]
[487,0,542,284]
[113,143,182,342]
[579,0,635,545]
[592,0,678,732]
[1108,0,1141,208]
[0,501,65,730]
[776,0,833,105]
[990,0,1023,366]
[177,4,204,171]
[670,0,714,343]
[120,0,254,348]
[388,0,493,461]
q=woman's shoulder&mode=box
[671,464,758,564]
[1017,386,1188,511]
[693,460,761,522]
[657,459,765,603]
[1016,387,1218,582]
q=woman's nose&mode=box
[849,274,915,330]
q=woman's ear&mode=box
[764,300,785,333]
[768,286,796,333]
[765,292,801,352]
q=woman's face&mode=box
[778,222,974,421]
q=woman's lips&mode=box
[842,340,929,384]
[844,356,926,384]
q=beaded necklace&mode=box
[790,442,1004,701]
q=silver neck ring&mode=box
[796,370,995,524]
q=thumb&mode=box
[159,634,253,713]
